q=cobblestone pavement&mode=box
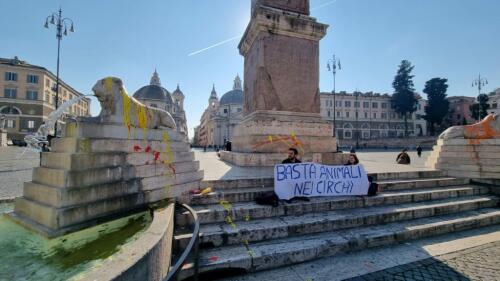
[0,147,38,201]
[346,241,500,281]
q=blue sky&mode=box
[1,0,499,137]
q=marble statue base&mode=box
[10,120,203,237]
[220,110,339,166]
[426,138,500,179]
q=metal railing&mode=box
[164,203,200,281]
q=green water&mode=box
[0,204,152,281]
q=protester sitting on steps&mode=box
[396,148,411,165]
[345,153,378,196]
[282,147,301,164]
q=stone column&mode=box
[220,0,338,166]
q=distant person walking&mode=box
[416,145,423,158]
[349,146,356,153]
[396,148,411,165]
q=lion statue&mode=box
[92,77,177,130]
[439,113,500,140]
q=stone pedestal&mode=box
[426,138,500,179]
[222,0,337,166]
[220,111,338,166]
[10,120,203,237]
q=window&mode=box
[363,132,370,139]
[327,111,331,117]
[27,120,35,129]
[364,112,368,118]
[336,111,341,117]
[373,113,377,119]
[336,101,342,107]
[0,106,21,115]
[346,111,350,118]
[237,108,242,112]
[355,112,358,118]
[372,102,378,108]
[344,101,351,107]
[26,91,38,100]
[223,108,228,114]
[344,131,352,139]
[381,103,387,109]
[382,113,387,119]
[354,101,360,108]
[6,120,15,128]
[4,72,17,81]
[363,102,369,108]
[27,74,39,84]
[4,88,17,99]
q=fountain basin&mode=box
[0,202,174,281]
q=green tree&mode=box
[423,78,449,136]
[391,60,418,137]
[469,103,480,121]
[478,94,490,119]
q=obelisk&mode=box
[220,0,338,166]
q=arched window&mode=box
[0,106,21,115]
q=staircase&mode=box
[175,171,500,280]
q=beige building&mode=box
[488,88,500,115]
[197,75,244,147]
[320,91,425,142]
[0,56,90,141]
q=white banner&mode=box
[274,162,370,200]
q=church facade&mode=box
[195,75,244,147]
[132,70,188,138]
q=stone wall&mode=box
[338,136,437,149]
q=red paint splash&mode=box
[209,256,218,262]
[145,145,151,153]
[133,145,142,152]
[153,151,160,161]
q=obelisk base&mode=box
[220,110,343,166]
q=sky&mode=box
[1,0,499,138]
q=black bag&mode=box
[367,182,379,196]
[255,191,279,207]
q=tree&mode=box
[469,103,480,121]
[423,78,449,136]
[478,94,490,119]
[391,60,418,137]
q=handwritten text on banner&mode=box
[274,163,370,200]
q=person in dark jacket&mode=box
[345,153,378,196]
[416,145,422,157]
[282,148,301,164]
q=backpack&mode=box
[255,191,279,207]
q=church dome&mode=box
[220,89,243,105]
[220,75,243,105]
[133,70,173,104]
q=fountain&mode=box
[1,77,204,280]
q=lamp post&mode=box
[44,8,75,137]
[327,54,341,138]
[472,74,488,122]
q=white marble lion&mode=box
[92,77,177,130]
[439,113,500,140]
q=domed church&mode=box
[195,75,244,147]
[133,70,188,137]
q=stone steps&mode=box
[175,195,497,248]
[199,171,445,192]
[179,208,500,278]
[189,177,469,206]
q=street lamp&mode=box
[472,74,488,122]
[44,8,75,137]
[327,54,341,138]
[472,74,488,95]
